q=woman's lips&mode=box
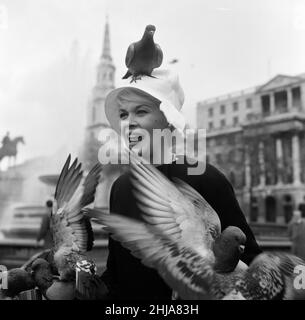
[128,133,143,145]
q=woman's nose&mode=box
[127,114,138,127]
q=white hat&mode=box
[105,69,186,132]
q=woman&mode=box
[99,69,262,299]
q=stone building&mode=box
[83,18,122,209]
[85,17,115,148]
[197,73,305,235]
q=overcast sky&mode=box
[1,0,305,165]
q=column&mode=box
[275,137,283,185]
[270,93,275,115]
[244,146,251,189]
[287,89,293,112]
[292,133,301,185]
[258,141,266,187]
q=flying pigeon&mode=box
[51,155,101,280]
[122,25,163,82]
[84,151,221,298]
[30,155,102,299]
[0,268,35,299]
[88,152,305,300]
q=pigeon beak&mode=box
[239,245,245,254]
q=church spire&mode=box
[102,16,111,60]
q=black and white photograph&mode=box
[1,0,305,305]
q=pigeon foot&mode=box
[130,75,142,83]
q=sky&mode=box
[1,0,305,165]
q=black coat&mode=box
[101,159,262,299]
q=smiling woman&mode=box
[97,67,262,300]
[104,71,185,164]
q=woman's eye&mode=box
[119,113,128,120]
[137,109,148,115]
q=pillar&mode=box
[292,133,301,185]
[287,89,293,112]
[275,137,283,185]
[258,141,266,187]
[270,93,275,115]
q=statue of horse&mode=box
[0,136,25,167]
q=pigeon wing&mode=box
[52,156,102,252]
[129,152,211,254]
[154,43,163,68]
[172,177,221,244]
[237,252,305,300]
[125,42,135,68]
[98,212,215,300]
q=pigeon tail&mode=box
[122,70,132,79]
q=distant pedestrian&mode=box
[36,200,53,249]
[288,210,305,260]
[298,197,305,218]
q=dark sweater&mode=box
[101,159,262,299]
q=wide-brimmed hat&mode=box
[105,69,185,132]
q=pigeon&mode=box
[75,262,109,300]
[0,268,35,299]
[38,155,102,299]
[45,280,75,300]
[31,258,54,297]
[88,152,305,300]
[122,25,163,82]
[84,151,221,299]
[219,250,305,300]
[212,226,246,273]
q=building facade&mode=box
[197,73,305,231]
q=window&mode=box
[274,91,288,113]
[228,135,235,144]
[220,119,226,127]
[292,87,301,109]
[216,153,222,164]
[246,98,252,109]
[233,102,239,111]
[208,108,213,117]
[220,104,226,114]
[261,95,270,116]
[208,122,213,130]
[233,116,239,126]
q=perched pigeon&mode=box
[31,258,54,297]
[213,226,246,273]
[0,268,35,299]
[45,280,75,300]
[75,261,108,300]
[122,25,163,82]
[90,152,305,300]
[219,250,305,300]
